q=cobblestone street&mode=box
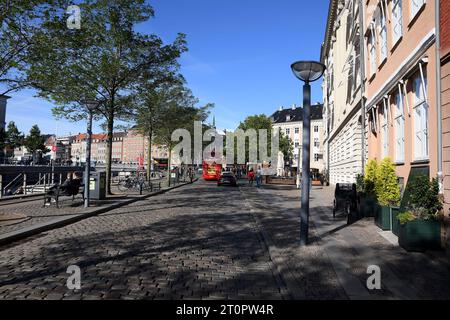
[0,180,286,300]
[1,179,450,300]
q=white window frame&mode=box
[412,70,429,160]
[381,100,389,158]
[392,0,403,44]
[285,128,290,136]
[294,127,299,134]
[369,24,377,75]
[394,86,405,162]
[411,0,425,21]
[379,4,388,62]
[314,125,319,133]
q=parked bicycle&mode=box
[117,176,149,192]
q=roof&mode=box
[270,104,323,124]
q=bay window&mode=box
[394,88,405,162]
[392,0,403,44]
[413,73,428,160]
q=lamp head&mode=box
[84,99,99,111]
[291,60,326,83]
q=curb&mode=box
[0,179,197,247]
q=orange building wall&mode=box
[365,0,437,185]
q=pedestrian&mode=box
[256,166,262,188]
[248,168,255,186]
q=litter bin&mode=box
[90,171,106,200]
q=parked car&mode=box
[217,172,237,187]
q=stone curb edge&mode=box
[0,179,198,247]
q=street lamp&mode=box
[291,60,325,246]
[84,99,99,208]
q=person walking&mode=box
[256,166,262,188]
[248,168,255,186]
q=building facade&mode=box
[321,0,365,185]
[364,0,438,193]
[440,0,450,214]
[270,104,325,176]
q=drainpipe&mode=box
[359,0,367,175]
[435,0,443,194]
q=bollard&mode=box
[139,182,143,195]
[23,173,27,195]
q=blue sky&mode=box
[6,0,329,135]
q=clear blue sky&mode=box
[6,0,329,135]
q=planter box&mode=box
[398,220,442,252]
[375,205,391,230]
[391,207,400,236]
[360,195,376,217]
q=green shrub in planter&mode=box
[357,161,379,217]
[397,177,444,252]
[374,158,401,230]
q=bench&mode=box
[43,182,85,208]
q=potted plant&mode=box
[397,175,443,252]
[374,157,401,230]
[359,160,378,217]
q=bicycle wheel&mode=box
[118,180,130,192]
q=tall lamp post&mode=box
[291,61,325,246]
[84,100,99,208]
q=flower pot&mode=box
[398,220,442,252]
[375,204,391,230]
[391,207,400,236]
[360,195,376,217]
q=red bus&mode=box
[202,161,222,181]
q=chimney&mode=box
[291,104,296,110]
[279,106,283,111]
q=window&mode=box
[294,127,299,134]
[294,141,300,148]
[381,102,389,158]
[379,5,387,61]
[285,128,290,135]
[314,138,319,148]
[411,0,425,19]
[314,154,319,162]
[314,126,319,133]
[392,0,403,43]
[286,115,291,121]
[368,29,377,75]
[394,89,405,162]
[413,73,428,159]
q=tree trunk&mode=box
[147,132,152,181]
[105,109,114,195]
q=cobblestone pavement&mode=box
[0,180,286,300]
[241,183,450,299]
[0,179,171,235]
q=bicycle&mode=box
[118,176,147,192]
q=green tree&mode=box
[26,0,187,193]
[375,157,401,206]
[0,0,63,95]
[24,124,49,159]
[132,73,185,180]
[3,121,24,158]
[152,86,210,185]
[364,159,378,198]
[234,114,292,164]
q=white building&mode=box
[321,0,365,185]
[270,104,325,177]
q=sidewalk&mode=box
[239,182,450,299]
[0,180,195,246]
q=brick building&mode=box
[440,0,450,214]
